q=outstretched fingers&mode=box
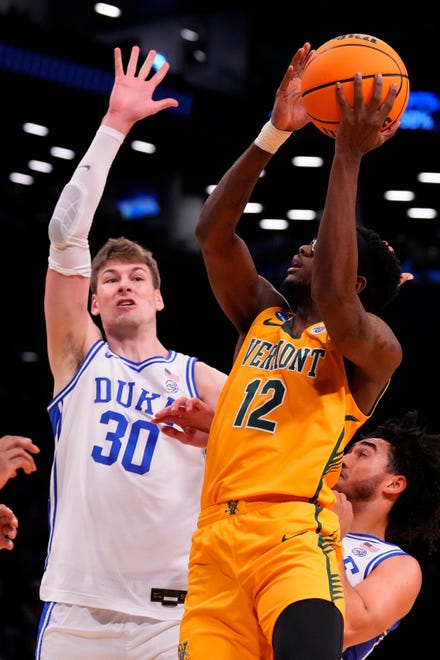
[119,46,168,85]
[149,59,171,86]
[137,49,158,80]
[125,44,141,77]
[113,46,124,77]
[278,43,312,94]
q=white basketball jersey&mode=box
[342,532,407,659]
[40,340,205,619]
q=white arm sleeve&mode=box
[48,124,125,277]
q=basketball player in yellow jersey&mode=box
[170,43,404,660]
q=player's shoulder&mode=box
[194,360,228,381]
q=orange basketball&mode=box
[300,34,410,138]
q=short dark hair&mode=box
[356,225,402,313]
[90,237,161,294]
[359,411,440,553]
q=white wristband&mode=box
[254,120,292,154]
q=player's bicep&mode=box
[325,304,401,380]
[45,268,99,381]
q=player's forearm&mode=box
[341,567,374,648]
[196,143,271,249]
[48,126,124,277]
[312,151,361,305]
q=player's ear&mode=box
[385,474,407,495]
[355,275,367,294]
[155,289,165,312]
[90,293,99,316]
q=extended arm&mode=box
[45,46,178,393]
[195,43,312,336]
[311,74,402,410]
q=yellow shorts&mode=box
[179,500,344,660]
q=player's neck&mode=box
[107,334,168,362]
[291,303,322,336]
[349,501,388,540]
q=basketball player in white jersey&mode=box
[153,402,440,659]
[34,46,227,659]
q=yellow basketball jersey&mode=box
[201,307,369,510]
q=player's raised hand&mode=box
[335,73,400,155]
[102,46,179,134]
[270,42,313,132]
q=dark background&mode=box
[0,1,439,657]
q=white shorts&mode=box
[35,602,180,659]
